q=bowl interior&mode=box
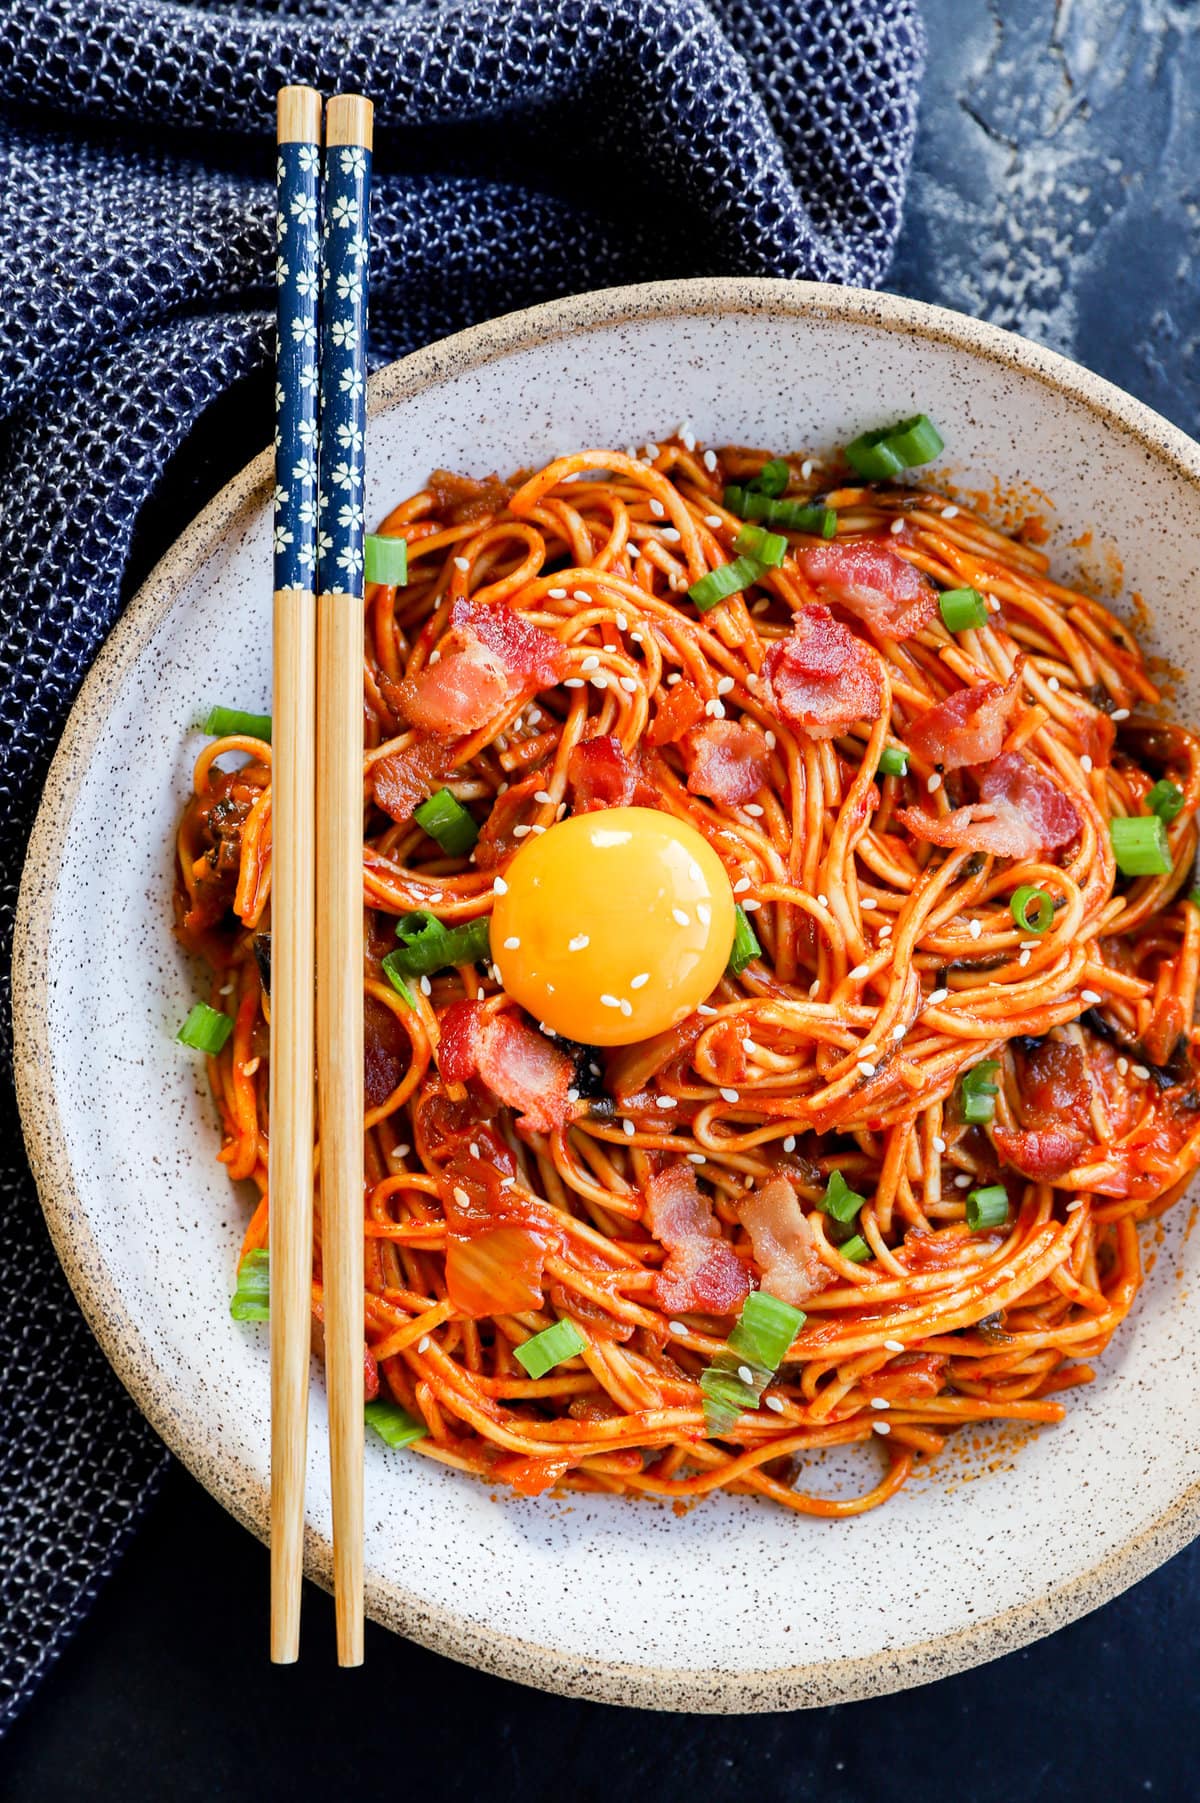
[17,281,1200,1709]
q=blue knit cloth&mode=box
[0,0,924,1731]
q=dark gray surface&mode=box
[8,2,1200,1795]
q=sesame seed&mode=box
[817,894,829,908]
[860,1044,877,1059]
[720,1087,740,1103]
[703,450,717,472]
[503,936,520,950]
[891,1023,907,1041]
[454,556,469,571]
[394,1145,411,1158]
[1019,950,1031,967]
[1117,1056,1129,1076]
[744,802,764,817]
[621,672,638,691]
[933,1135,947,1153]
[1047,676,1061,692]
[697,903,711,927]
[513,824,531,837]
[661,527,681,543]
[809,979,820,997]
[742,898,762,912]
[418,1335,431,1353]
[644,443,660,460]
[631,630,644,643]
[649,498,665,517]
[870,1397,890,1410]
[801,459,815,479]
[927,988,949,1006]
[850,963,870,980]
[873,1421,891,1436]
[500,1175,515,1188]
[619,999,633,1017]
[534,789,553,804]
[242,1056,261,1077]
[1020,939,1039,950]
[667,672,682,685]
[784,1135,797,1152]
[563,677,584,688]
[628,973,650,992]
[623,1118,636,1135]
[1112,707,1130,721]
[968,918,982,940]
[942,504,959,519]
[591,674,608,690]
[861,898,877,910]
[763,1395,785,1414]
[697,1003,718,1016]
[600,994,620,1008]
[987,597,1001,612]
[687,1153,707,1164]
[1080,989,1102,1005]
[420,975,432,996]
[858,1061,877,1078]
[889,518,904,536]
[927,772,942,793]
[764,730,776,749]
[734,876,751,894]
[1133,1064,1151,1080]
[659,1095,678,1108]
[954,1174,971,1188]
[704,698,725,718]
[493,877,508,895]
[705,514,722,527]
[580,654,599,672]
[737,1365,755,1386]
[453,1186,470,1207]
[567,1087,579,1103]
[672,908,690,926]
[879,925,893,941]
[884,1339,905,1353]
[681,428,696,452]
[668,1320,689,1337]
[627,543,640,560]
[717,675,735,695]
[548,587,567,599]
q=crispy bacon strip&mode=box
[906,668,1022,772]
[897,753,1081,860]
[435,1002,574,1136]
[643,1165,749,1315]
[794,537,938,639]
[763,603,884,740]
[682,719,771,806]
[739,1175,831,1308]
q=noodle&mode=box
[175,435,1200,1514]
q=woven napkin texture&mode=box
[0,0,924,1732]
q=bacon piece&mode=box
[738,1174,831,1308]
[897,753,1081,861]
[906,669,1022,772]
[397,635,509,735]
[566,735,653,811]
[364,995,409,1110]
[450,599,568,689]
[681,719,771,806]
[643,1164,750,1316]
[794,537,938,640]
[1017,1038,1090,1131]
[762,604,884,741]
[993,1125,1087,1180]
[646,681,706,747]
[372,734,456,823]
[474,1010,575,1136]
[435,999,484,1084]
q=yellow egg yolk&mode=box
[490,807,736,1046]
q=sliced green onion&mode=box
[230,1247,269,1321]
[938,587,988,632]
[838,1234,872,1264]
[413,787,478,856]
[387,910,492,978]
[724,486,836,536]
[727,1290,805,1373]
[177,1002,234,1054]
[514,1318,586,1378]
[727,905,762,977]
[1146,779,1185,822]
[687,555,766,613]
[382,960,415,1008]
[819,1168,865,1225]
[700,1289,805,1434]
[877,745,909,778]
[364,1399,428,1449]
[733,523,787,567]
[1010,885,1054,934]
[1110,814,1172,877]
[844,414,944,481]
[1189,889,1200,910]
[748,458,790,498]
[966,1185,1010,1231]
[200,705,271,741]
[959,1058,1000,1125]
[364,533,409,587]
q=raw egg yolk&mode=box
[491,806,736,1047]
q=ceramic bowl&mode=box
[14,279,1200,1710]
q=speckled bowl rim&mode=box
[14,277,1200,1712]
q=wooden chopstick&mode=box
[315,91,374,1669]
[269,84,322,1667]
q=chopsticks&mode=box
[270,85,322,1666]
[270,85,373,1669]
[315,93,374,1669]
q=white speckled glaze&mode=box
[13,280,1200,1711]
